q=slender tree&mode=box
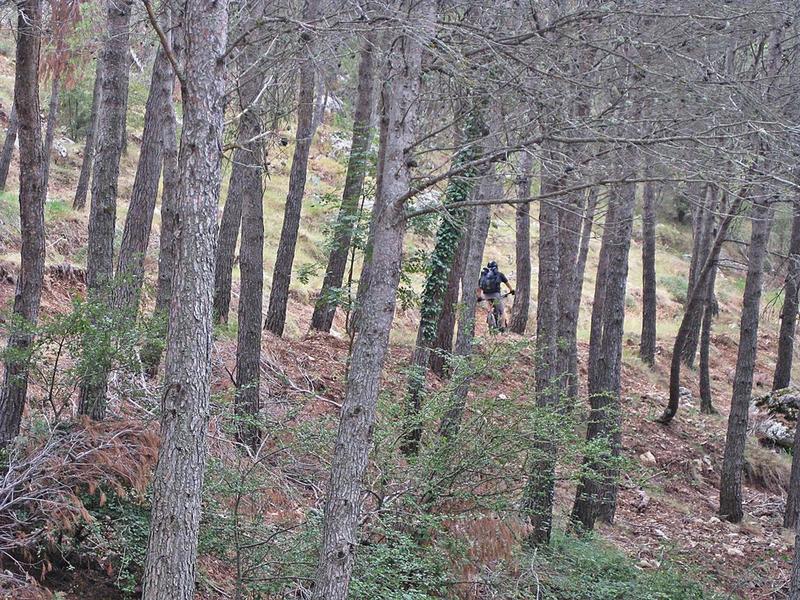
[115,33,175,313]
[719,197,774,522]
[572,183,635,530]
[77,0,132,420]
[141,0,229,596]
[311,31,377,333]
[0,104,18,191]
[508,151,533,334]
[774,199,800,390]
[312,4,435,596]
[698,263,720,414]
[73,58,102,210]
[0,0,47,448]
[41,73,62,193]
[265,0,321,336]
[640,180,658,366]
[522,193,560,545]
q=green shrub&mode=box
[659,274,689,304]
[515,533,723,599]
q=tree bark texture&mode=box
[265,0,320,336]
[785,412,800,529]
[141,1,228,597]
[42,73,62,193]
[232,3,268,446]
[699,263,719,414]
[115,38,175,313]
[212,15,271,324]
[310,32,376,333]
[640,180,658,366]
[508,151,534,334]
[73,59,103,210]
[78,0,132,420]
[683,184,717,367]
[439,176,494,438]
[719,198,774,523]
[142,89,179,377]
[774,201,800,390]
[402,105,484,454]
[522,195,560,546]
[587,198,616,391]
[0,0,46,448]
[311,4,434,596]
[0,103,18,191]
[571,183,635,531]
[659,181,748,424]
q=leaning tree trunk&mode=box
[73,58,103,210]
[0,103,18,191]
[115,38,175,313]
[142,93,179,378]
[140,0,228,597]
[699,262,719,414]
[311,4,434,597]
[439,174,494,438]
[0,0,46,448]
[508,151,534,334]
[310,32,376,333]
[212,18,271,324]
[640,180,658,366]
[658,181,748,424]
[402,105,484,455]
[42,72,62,193]
[774,200,800,391]
[719,198,774,523]
[264,0,320,336]
[77,0,132,420]
[522,195,561,546]
[571,183,635,531]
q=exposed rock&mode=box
[679,386,693,406]
[750,387,800,449]
[639,451,657,467]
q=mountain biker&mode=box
[477,260,515,330]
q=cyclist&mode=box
[477,260,515,331]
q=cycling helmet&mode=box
[487,260,498,269]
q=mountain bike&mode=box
[478,291,514,332]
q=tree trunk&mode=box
[310,32,376,333]
[587,199,616,391]
[141,92,179,378]
[311,4,434,596]
[0,103,18,191]
[428,226,467,377]
[439,175,494,438]
[571,183,635,531]
[0,0,46,448]
[402,105,484,455]
[42,73,62,194]
[234,110,264,448]
[774,201,800,391]
[140,0,228,597]
[508,151,534,334]
[73,58,103,210]
[784,411,800,529]
[231,1,268,445]
[77,0,132,420]
[683,184,717,367]
[264,0,320,336]
[115,40,174,313]
[522,194,560,546]
[658,181,748,424]
[699,263,719,414]
[640,180,657,366]
[719,198,774,523]
[789,495,800,598]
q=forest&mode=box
[0,0,800,598]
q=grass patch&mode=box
[525,532,725,599]
[658,274,689,304]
